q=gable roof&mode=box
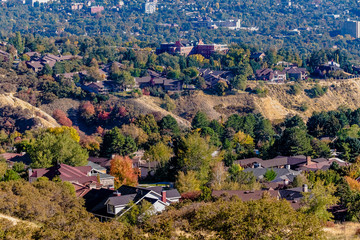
[261,156,288,168]
[212,190,279,201]
[30,164,97,184]
[106,194,137,206]
[88,157,112,168]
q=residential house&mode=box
[28,164,102,197]
[250,52,266,61]
[83,185,181,221]
[87,161,115,189]
[255,68,286,82]
[134,76,183,92]
[81,81,113,94]
[88,156,112,169]
[213,184,310,209]
[198,68,233,88]
[315,61,343,77]
[25,53,82,73]
[212,189,280,202]
[233,157,264,168]
[0,152,31,168]
[285,67,308,80]
[156,39,228,58]
[243,167,301,182]
[296,158,348,172]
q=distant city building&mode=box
[28,0,51,6]
[191,17,241,30]
[90,5,104,14]
[145,0,157,14]
[343,20,360,38]
[71,3,84,10]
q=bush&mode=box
[306,84,328,98]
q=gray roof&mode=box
[87,161,107,172]
[107,194,137,206]
[90,172,114,179]
[243,168,301,180]
[165,189,181,198]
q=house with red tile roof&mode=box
[28,164,101,196]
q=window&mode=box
[107,204,115,214]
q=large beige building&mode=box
[343,20,360,38]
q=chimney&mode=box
[284,179,289,186]
[161,190,166,203]
[28,168,33,178]
[113,191,121,197]
[285,164,290,170]
[303,184,308,193]
[306,156,312,166]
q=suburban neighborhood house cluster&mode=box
[0,150,349,221]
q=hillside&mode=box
[164,79,360,122]
[0,93,59,129]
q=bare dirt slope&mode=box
[0,93,59,128]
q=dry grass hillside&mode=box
[324,222,360,240]
[0,93,59,128]
[157,78,360,122]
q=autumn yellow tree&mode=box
[110,155,139,188]
[233,131,255,154]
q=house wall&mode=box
[114,205,125,215]
[100,178,115,187]
[152,201,167,212]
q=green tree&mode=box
[230,75,247,90]
[159,115,180,135]
[41,64,53,76]
[101,127,137,157]
[3,169,21,181]
[279,127,312,156]
[215,80,228,96]
[176,170,201,193]
[301,181,339,223]
[191,111,209,129]
[144,142,173,168]
[13,32,25,54]
[264,168,277,181]
[28,130,88,168]
[176,132,218,183]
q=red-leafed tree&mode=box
[79,101,95,119]
[118,106,127,117]
[110,155,139,188]
[96,126,104,135]
[53,109,72,127]
[98,111,110,121]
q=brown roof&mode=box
[212,190,279,201]
[88,157,111,168]
[262,156,288,168]
[234,157,264,167]
[30,164,97,184]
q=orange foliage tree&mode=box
[110,155,139,188]
[53,109,72,127]
[345,176,360,192]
